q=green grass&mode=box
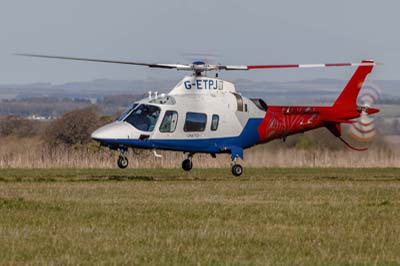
[0,168,400,265]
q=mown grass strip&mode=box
[0,167,399,182]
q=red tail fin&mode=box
[333,60,375,109]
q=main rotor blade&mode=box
[15,53,186,69]
[16,54,380,73]
[224,61,378,71]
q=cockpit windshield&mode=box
[116,103,138,121]
[124,104,160,132]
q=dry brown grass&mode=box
[0,136,399,168]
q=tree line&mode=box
[0,106,398,151]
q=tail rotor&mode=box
[348,81,381,142]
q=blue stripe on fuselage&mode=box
[98,118,263,154]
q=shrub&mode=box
[44,107,110,146]
[0,116,41,137]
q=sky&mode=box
[0,0,398,84]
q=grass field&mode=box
[1,168,400,265]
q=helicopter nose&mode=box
[91,122,136,141]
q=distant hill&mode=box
[0,78,399,105]
[0,79,175,101]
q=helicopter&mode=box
[17,53,379,176]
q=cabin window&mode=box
[184,112,207,132]
[159,111,178,133]
[124,104,160,132]
[245,104,248,112]
[211,114,219,131]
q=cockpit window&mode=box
[124,104,160,132]
[116,103,138,121]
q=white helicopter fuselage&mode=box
[91,76,266,158]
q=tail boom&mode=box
[256,60,379,145]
